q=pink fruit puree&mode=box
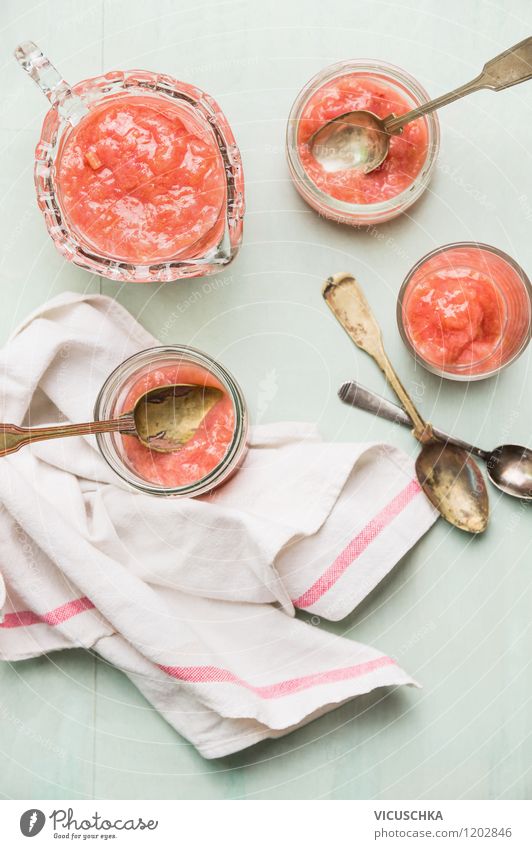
[404,267,505,369]
[298,74,428,204]
[121,363,235,488]
[57,96,226,263]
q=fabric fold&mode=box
[0,292,437,757]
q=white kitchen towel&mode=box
[0,292,437,758]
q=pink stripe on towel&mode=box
[0,596,94,629]
[1,597,398,700]
[158,655,396,699]
[293,479,423,609]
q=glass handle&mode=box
[14,41,88,123]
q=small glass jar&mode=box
[397,242,532,381]
[17,44,244,283]
[286,60,440,226]
[94,346,248,496]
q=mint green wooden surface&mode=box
[1,0,531,800]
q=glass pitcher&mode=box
[15,42,245,283]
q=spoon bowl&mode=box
[487,445,532,500]
[133,384,224,453]
[416,442,489,533]
[309,110,389,174]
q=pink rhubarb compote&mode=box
[404,268,504,369]
[399,244,532,379]
[57,96,226,263]
[120,362,235,488]
[298,74,428,204]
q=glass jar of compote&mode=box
[286,59,439,226]
[397,242,532,380]
[94,346,249,496]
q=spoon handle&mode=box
[384,36,532,134]
[322,273,432,443]
[339,380,490,460]
[339,379,416,428]
[0,414,135,458]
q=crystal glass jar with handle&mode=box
[15,42,244,283]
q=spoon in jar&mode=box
[0,383,224,458]
[339,379,532,501]
[309,37,532,174]
[323,272,489,533]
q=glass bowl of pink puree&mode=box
[397,243,532,381]
[94,347,248,496]
[286,60,439,226]
[17,43,244,283]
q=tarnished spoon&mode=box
[0,383,223,458]
[339,379,532,501]
[323,272,489,533]
[310,37,532,174]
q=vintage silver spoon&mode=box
[310,37,532,174]
[0,383,224,458]
[323,272,489,533]
[339,379,532,501]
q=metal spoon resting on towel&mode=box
[0,383,223,458]
[323,272,489,534]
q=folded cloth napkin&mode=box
[0,293,437,758]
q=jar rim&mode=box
[285,59,440,222]
[396,241,532,381]
[94,345,248,495]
